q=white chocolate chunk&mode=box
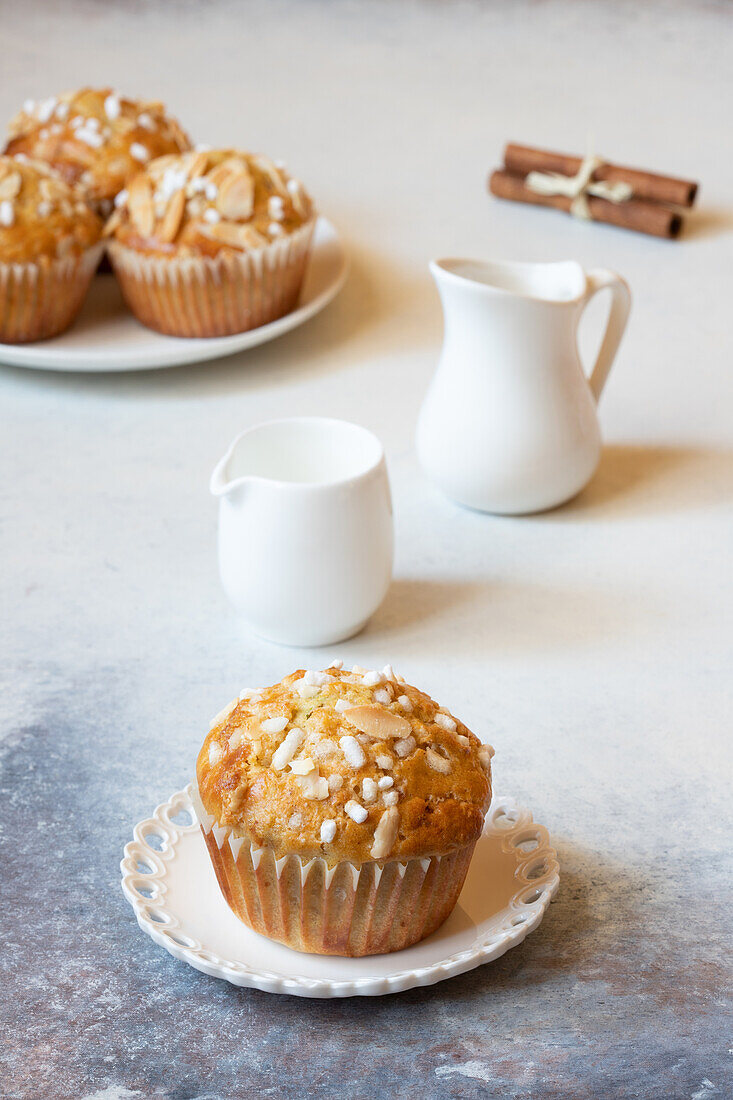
[344,800,368,824]
[394,735,416,758]
[271,727,305,770]
[371,807,399,859]
[320,820,336,843]
[426,747,451,774]
[339,735,366,768]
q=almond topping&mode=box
[216,169,254,220]
[343,705,411,741]
[202,220,266,250]
[370,807,400,859]
[157,187,185,243]
[478,745,494,771]
[426,747,451,774]
[188,151,210,179]
[103,209,123,237]
[128,174,154,237]
[289,757,315,775]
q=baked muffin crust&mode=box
[196,665,493,866]
[105,148,314,257]
[5,88,190,211]
[0,156,101,263]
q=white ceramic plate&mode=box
[120,785,559,998]
[0,217,346,373]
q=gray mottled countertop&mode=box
[1,2,731,1098]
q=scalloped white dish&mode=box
[120,785,559,997]
[0,216,346,373]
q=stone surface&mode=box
[1,2,732,1098]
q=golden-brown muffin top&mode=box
[104,148,314,258]
[196,665,493,866]
[5,88,190,210]
[0,156,102,263]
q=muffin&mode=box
[5,88,190,216]
[0,156,103,342]
[194,664,493,957]
[104,149,315,337]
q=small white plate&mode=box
[120,785,559,998]
[0,216,346,373]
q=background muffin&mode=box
[0,156,103,342]
[105,148,315,337]
[195,664,493,956]
[5,88,190,216]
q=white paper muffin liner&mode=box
[0,243,103,343]
[191,782,476,957]
[107,218,315,338]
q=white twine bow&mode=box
[525,154,633,220]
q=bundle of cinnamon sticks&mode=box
[489,143,698,239]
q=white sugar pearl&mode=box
[344,800,368,824]
[130,142,149,162]
[260,716,288,734]
[340,735,365,768]
[362,778,378,804]
[320,820,336,843]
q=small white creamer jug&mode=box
[416,257,631,514]
[211,417,393,647]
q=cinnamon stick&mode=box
[489,169,683,240]
[504,143,698,208]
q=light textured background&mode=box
[1,2,731,1098]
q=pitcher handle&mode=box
[581,268,632,402]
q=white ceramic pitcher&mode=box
[211,417,393,647]
[416,258,631,514]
